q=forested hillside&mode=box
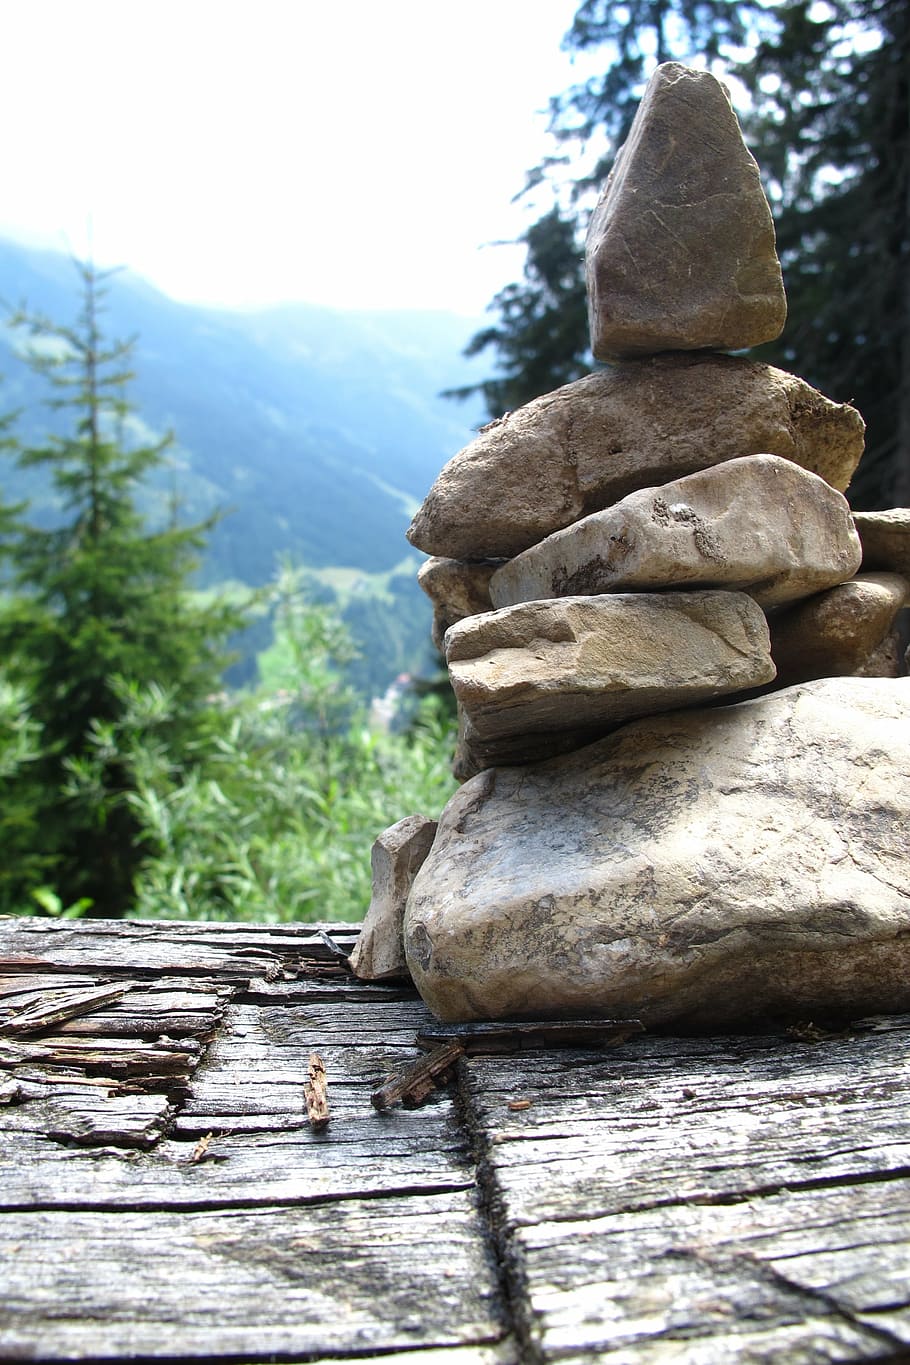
[0,237,485,692]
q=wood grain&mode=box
[3,915,910,1363]
[0,917,509,1361]
[460,1023,910,1361]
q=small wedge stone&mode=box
[490,454,861,611]
[768,572,908,687]
[854,631,904,679]
[417,556,499,652]
[445,591,775,750]
[853,509,910,577]
[586,63,786,358]
[349,815,437,981]
[406,356,864,562]
[452,704,607,782]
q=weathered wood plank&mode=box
[6,915,910,1364]
[0,1192,508,1359]
[174,997,452,1131]
[0,962,234,1152]
[0,918,513,1361]
[0,974,232,1037]
[299,1345,519,1364]
[508,1182,910,1361]
[0,982,130,1034]
[0,987,476,1210]
[0,1114,476,1210]
[0,916,360,978]
[460,1021,910,1361]
[462,1026,910,1221]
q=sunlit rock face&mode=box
[406,356,865,563]
[404,678,910,1028]
[489,454,861,612]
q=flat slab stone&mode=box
[854,509,910,577]
[586,62,786,359]
[767,572,908,687]
[490,454,861,611]
[406,355,865,561]
[445,591,774,753]
[404,677,910,1027]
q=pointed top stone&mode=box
[585,62,787,360]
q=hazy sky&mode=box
[1,0,600,315]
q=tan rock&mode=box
[446,591,775,756]
[768,572,908,687]
[586,63,786,360]
[853,509,910,577]
[404,677,910,1027]
[349,815,437,981]
[490,454,861,612]
[417,556,498,653]
[406,356,865,561]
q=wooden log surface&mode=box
[1,915,909,1363]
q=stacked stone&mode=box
[351,64,910,1027]
[412,65,907,781]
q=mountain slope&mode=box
[0,237,485,584]
[0,238,489,693]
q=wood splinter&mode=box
[0,983,130,1037]
[304,1051,330,1129]
[371,1040,465,1111]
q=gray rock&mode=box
[854,509,910,577]
[452,704,607,783]
[404,677,910,1027]
[446,591,775,759]
[406,355,865,561]
[417,556,498,653]
[349,815,437,981]
[490,454,861,611]
[767,572,908,687]
[853,629,904,679]
[586,63,786,359]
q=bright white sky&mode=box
[1,0,599,315]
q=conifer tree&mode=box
[455,0,908,511]
[744,0,910,507]
[443,207,591,417]
[0,261,245,916]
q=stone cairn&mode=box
[352,63,910,1029]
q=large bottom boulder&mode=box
[404,677,910,1028]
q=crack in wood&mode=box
[753,1252,910,1353]
[4,920,910,1362]
[0,1177,481,1217]
[453,1059,544,1365]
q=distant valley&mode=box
[0,237,489,694]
